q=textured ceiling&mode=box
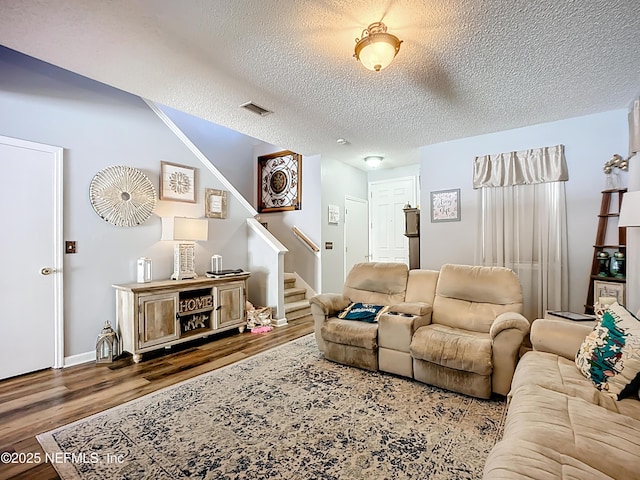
[0,0,639,170]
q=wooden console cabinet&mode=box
[113,273,249,363]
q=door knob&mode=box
[40,267,55,275]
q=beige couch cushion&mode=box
[432,264,524,333]
[404,269,439,304]
[484,439,615,479]
[512,351,640,421]
[411,324,492,375]
[321,319,378,349]
[342,262,408,306]
[502,383,640,480]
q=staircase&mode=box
[284,273,313,323]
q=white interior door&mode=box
[344,196,369,278]
[0,135,63,379]
[370,177,417,264]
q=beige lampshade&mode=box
[618,191,640,227]
[161,217,209,241]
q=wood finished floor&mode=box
[0,319,314,480]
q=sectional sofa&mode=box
[484,318,640,479]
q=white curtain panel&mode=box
[474,145,569,321]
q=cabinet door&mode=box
[215,281,245,329]
[138,292,180,348]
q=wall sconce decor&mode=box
[162,217,209,280]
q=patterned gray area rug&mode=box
[38,335,506,480]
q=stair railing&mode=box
[292,226,320,253]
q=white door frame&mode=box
[2,135,64,369]
[343,195,369,279]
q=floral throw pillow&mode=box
[575,302,640,399]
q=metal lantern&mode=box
[96,321,120,363]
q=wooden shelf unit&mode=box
[113,274,250,363]
[584,189,626,313]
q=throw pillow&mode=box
[575,302,640,399]
[338,303,389,323]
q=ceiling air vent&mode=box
[240,101,273,117]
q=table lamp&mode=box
[161,217,209,280]
[619,191,640,227]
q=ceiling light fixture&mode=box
[354,21,402,72]
[365,156,383,168]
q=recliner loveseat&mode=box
[309,262,530,398]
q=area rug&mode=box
[38,335,506,480]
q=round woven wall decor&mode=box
[89,166,157,227]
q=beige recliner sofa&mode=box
[410,264,530,398]
[310,262,530,399]
[310,262,409,371]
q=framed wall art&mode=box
[328,205,340,224]
[430,188,460,222]
[257,150,302,213]
[160,161,196,203]
[205,188,227,219]
[593,280,625,306]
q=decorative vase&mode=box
[610,251,625,278]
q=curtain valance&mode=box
[473,144,568,189]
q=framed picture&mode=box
[160,161,196,203]
[593,280,625,305]
[328,205,340,224]
[430,188,460,222]
[205,188,227,219]
[257,150,302,213]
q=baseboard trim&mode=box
[64,351,95,367]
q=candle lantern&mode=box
[596,251,610,277]
[96,321,120,363]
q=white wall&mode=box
[419,109,630,314]
[321,157,369,293]
[158,104,265,202]
[0,47,257,357]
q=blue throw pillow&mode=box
[338,303,389,323]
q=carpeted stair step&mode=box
[284,287,307,303]
[284,273,297,290]
[283,273,313,323]
[285,300,312,322]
